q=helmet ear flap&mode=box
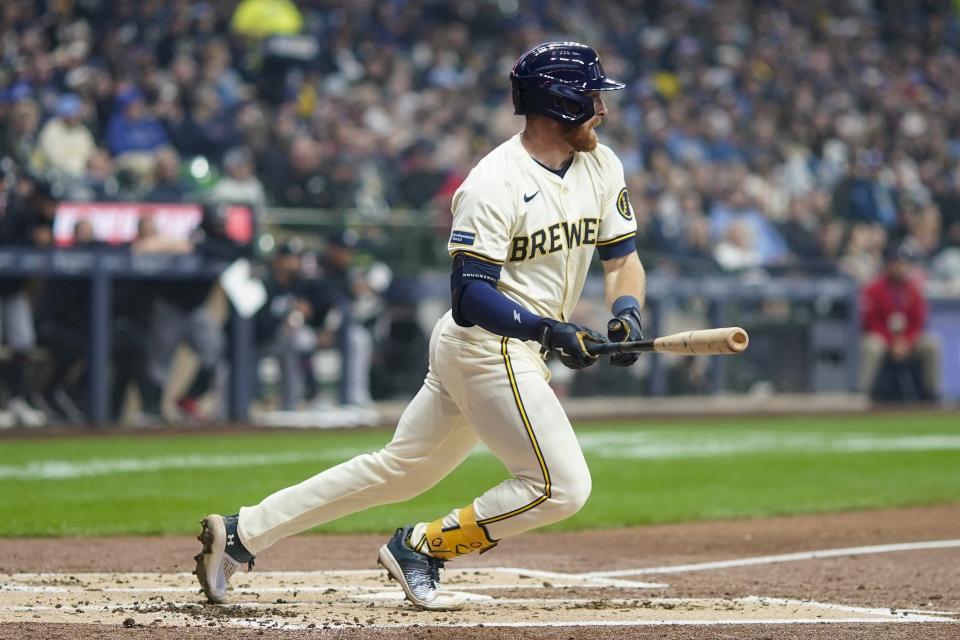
[513,81,595,125]
[511,82,525,116]
[548,94,584,121]
[563,99,585,119]
[552,84,594,125]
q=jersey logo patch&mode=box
[523,191,539,203]
[617,188,633,220]
[450,230,476,246]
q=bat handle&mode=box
[586,340,646,356]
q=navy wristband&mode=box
[612,295,641,317]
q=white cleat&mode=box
[377,525,465,611]
[193,514,253,604]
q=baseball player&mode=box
[195,42,644,611]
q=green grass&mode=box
[1,413,959,536]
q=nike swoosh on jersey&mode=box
[523,191,539,203]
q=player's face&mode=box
[564,92,606,152]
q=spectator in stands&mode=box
[134,203,246,420]
[672,213,716,272]
[817,219,847,265]
[779,197,823,262]
[264,136,329,208]
[77,148,120,202]
[714,219,763,272]
[859,242,941,401]
[209,146,266,209]
[709,186,788,267]
[899,202,944,265]
[0,99,41,172]
[255,238,312,410]
[833,151,898,228]
[200,40,248,111]
[933,165,960,251]
[393,140,449,209]
[106,87,169,180]
[839,223,887,284]
[166,87,239,165]
[143,147,191,203]
[0,177,58,427]
[0,176,57,249]
[37,94,95,177]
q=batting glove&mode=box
[538,319,607,369]
[607,296,643,367]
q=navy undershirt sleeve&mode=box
[451,254,547,341]
[597,235,637,260]
[458,282,546,340]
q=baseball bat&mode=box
[587,327,749,356]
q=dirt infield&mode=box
[1,504,958,639]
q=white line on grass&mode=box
[574,432,960,459]
[5,432,960,480]
[580,539,960,578]
[0,450,363,480]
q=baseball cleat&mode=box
[377,526,465,611]
[194,514,254,604]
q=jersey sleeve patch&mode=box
[616,188,633,220]
[450,229,476,246]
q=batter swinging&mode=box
[195,41,645,611]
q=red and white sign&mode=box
[53,203,254,247]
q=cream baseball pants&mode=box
[238,311,590,556]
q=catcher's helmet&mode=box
[510,42,625,126]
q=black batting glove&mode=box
[607,296,643,367]
[537,319,607,369]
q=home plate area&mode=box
[0,568,953,630]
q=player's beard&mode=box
[564,117,601,152]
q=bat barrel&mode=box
[727,328,749,352]
[585,327,749,357]
[653,327,749,355]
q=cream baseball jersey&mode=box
[447,133,637,322]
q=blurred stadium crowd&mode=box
[0,0,956,424]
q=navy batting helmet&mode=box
[510,42,625,126]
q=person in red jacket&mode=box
[859,242,941,399]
